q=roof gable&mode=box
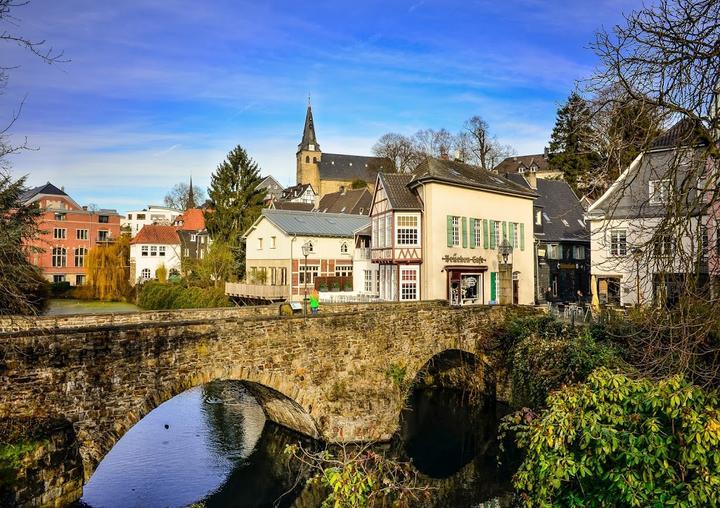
[130,225,181,245]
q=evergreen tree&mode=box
[205,145,265,278]
[548,93,599,194]
[0,171,49,314]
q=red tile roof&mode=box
[130,225,181,245]
[174,208,206,231]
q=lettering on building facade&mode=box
[442,254,487,264]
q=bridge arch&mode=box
[80,364,319,481]
[411,349,494,392]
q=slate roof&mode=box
[281,183,315,200]
[317,188,371,214]
[650,118,706,150]
[378,173,422,210]
[505,174,589,242]
[298,105,320,151]
[270,200,315,212]
[251,209,370,238]
[20,182,67,203]
[493,154,551,174]
[411,158,537,199]
[174,208,206,231]
[130,224,181,245]
[318,153,393,182]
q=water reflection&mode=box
[79,381,307,508]
[79,382,515,508]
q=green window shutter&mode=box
[447,215,453,247]
[483,219,489,249]
[469,218,476,249]
[509,222,516,248]
[461,217,468,248]
[502,221,508,242]
[489,220,496,249]
[520,223,525,251]
[490,272,496,301]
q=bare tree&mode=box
[164,182,205,211]
[462,116,513,169]
[412,128,455,158]
[371,133,418,173]
[585,0,720,386]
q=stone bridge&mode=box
[0,301,512,506]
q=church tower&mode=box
[296,102,322,191]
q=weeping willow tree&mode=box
[85,235,131,301]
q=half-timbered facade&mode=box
[370,158,537,305]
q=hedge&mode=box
[137,281,231,310]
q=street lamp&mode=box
[631,247,643,305]
[498,239,513,265]
[301,241,311,315]
[497,239,514,304]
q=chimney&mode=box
[543,147,549,159]
[439,148,450,161]
[526,171,537,190]
[340,185,346,195]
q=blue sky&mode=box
[2,0,642,214]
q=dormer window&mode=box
[530,164,537,173]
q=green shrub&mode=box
[510,328,622,408]
[331,281,340,292]
[509,369,720,507]
[137,281,231,310]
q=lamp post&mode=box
[631,247,643,305]
[301,242,311,316]
[498,239,514,304]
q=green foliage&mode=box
[509,369,720,507]
[205,145,265,279]
[511,328,622,408]
[548,92,600,194]
[490,313,623,408]
[0,172,49,315]
[350,179,367,189]
[196,242,236,287]
[137,281,231,310]
[385,363,407,391]
[0,440,46,487]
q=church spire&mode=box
[186,175,196,210]
[298,102,320,152]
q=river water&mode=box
[78,382,516,508]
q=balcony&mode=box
[355,247,371,260]
[225,282,289,301]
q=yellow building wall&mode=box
[419,182,535,305]
[296,150,321,190]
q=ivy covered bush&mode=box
[509,369,720,507]
[137,281,231,310]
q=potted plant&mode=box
[331,281,340,292]
[319,282,329,292]
[343,282,353,292]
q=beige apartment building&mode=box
[370,158,537,305]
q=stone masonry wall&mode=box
[0,301,512,504]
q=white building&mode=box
[129,224,182,283]
[586,120,713,306]
[353,224,379,298]
[228,209,370,302]
[123,205,182,236]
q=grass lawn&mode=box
[45,299,140,315]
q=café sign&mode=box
[442,254,487,264]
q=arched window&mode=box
[340,242,348,254]
[74,247,87,267]
[141,268,151,279]
[52,247,66,267]
[313,157,317,163]
[305,156,310,163]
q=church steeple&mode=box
[186,175,196,210]
[298,102,320,152]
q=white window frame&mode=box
[494,221,501,246]
[74,247,87,267]
[335,264,353,277]
[141,245,149,256]
[52,247,67,267]
[298,264,320,285]
[474,219,483,247]
[141,268,151,280]
[150,245,158,256]
[258,237,263,250]
[385,214,392,248]
[364,270,373,292]
[396,214,420,247]
[399,265,419,301]
[53,228,66,240]
[610,229,627,256]
[340,242,349,254]
[649,179,671,205]
[451,216,460,247]
[271,236,276,249]
[513,222,519,248]
[76,229,88,240]
[159,246,166,257]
